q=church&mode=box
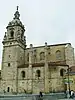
[0,7,75,94]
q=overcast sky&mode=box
[0,0,75,63]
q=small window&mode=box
[7,87,10,92]
[8,63,10,67]
[21,33,23,40]
[21,71,25,79]
[10,42,12,44]
[9,55,10,58]
[10,31,14,38]
[60,69,64,76]
[56,50,61,60]
[36,70,41,77]
[48,52,50,55]
[40,52,45,60]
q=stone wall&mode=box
[65,44,74,67]
[25,43,70,64]
[1,42,74,93]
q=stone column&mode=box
[44,42,49,93]
[28,44,33,93]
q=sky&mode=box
[0,0,75,64]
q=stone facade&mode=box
[65,66,75,91]
[0,8,75,94]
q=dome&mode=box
[7,18,24,29]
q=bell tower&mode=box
[1,7,26,93]
[3,6,26,45]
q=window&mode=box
[9,55,10,58]
[8,63,10,67]
[10,31,14,38]
[21,33,23,40]
[21,71,25,79]
[56,50,61,60]
[7,87,10,92]
[36,70,41,77]
[60,69,64,76]
[40,52,45,60]
[48,52,50,55]
[10,42,12,44]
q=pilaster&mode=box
[28,44,33,93]
[44,42,49,93]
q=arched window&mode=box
[7,87,10,92]
[40,52,45,60]
[36,70,41,77]
[8,63,10,67]
[10,31,14,38]
[56,50,61,60]
[60,69,65,77]
[21,71,25,79]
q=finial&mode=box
[14,6,20,19]
[45,42,47,46]
[30,44,33,48]
[17,6,19,11]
